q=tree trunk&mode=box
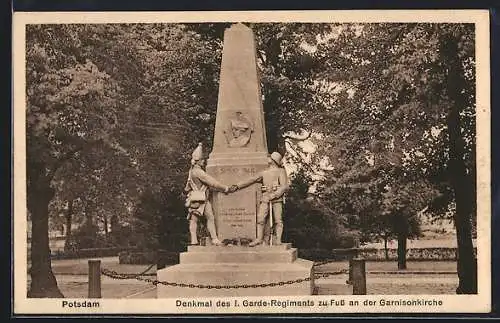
[110,213,119,233]
[441,32,477,294]
[102,213,110,246]
[397,233,407,270]
[84,210,92,226]
[63,200,73,252]
[110,213,119,246]
[103,214,109,237]
[383,235,389,260]
[27,177,64,298]
[262,35,286,155]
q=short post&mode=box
[347,259,354,284]
[88,260,102,298]
[351,257,367,295]
[347,239,361,285]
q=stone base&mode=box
[157,244,314,297]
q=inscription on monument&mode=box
[219,207,254,228]
[210,166,257,176]
[216,189,257,240]
[209,165,262,240]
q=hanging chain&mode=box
[100,260,348,289]
[100,263,156,280]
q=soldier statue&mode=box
[184,143,237,246]
[234,152,290,246]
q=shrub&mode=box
[66,222,109,250]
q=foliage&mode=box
[305,23,476,285]
[129,187,189,252]
[25,22,477,296]
[251,23,334,153]
[26,23,223,296]
[305,24,474,247]
[65,222,107,250]
[283,170,349,249]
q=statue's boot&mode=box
[274,223,283,245]
[206,218,223,246]
[211,238,223,246]
[249,224,264,247]
[248,239,263,247]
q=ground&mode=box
[27,256,460,298]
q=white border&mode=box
[13,10,491,315]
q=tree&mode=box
[380,179,438,269]
[26,23,226,296]
[27,25,126,297]
[282,170,348,250]
[252,23,334,153]
[439,27,477,294]
[313,23,476,290]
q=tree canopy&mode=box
[25,22,477,297]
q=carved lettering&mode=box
[215,191,257,240]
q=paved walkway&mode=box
[47,272,458,298]
[316,274,458,295]
[28,275,158,299]
[51,257,156,275]
[29,257,158,298]
[29,258,459,298]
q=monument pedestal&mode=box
[157,243,314,297]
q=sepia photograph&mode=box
[13,10,491,314]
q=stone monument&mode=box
[157,23,314,297]
[205,23,269,241]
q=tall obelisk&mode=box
[157,24,314,298]
[206,23,269,241]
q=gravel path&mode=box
[26,258,460,298]
[32,271,459,298]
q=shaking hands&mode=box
[224,184,239,194]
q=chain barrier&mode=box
[101,263,156,280]
[312,260,337,267]
[100,259,349,289]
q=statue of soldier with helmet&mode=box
[184,143,289,247]
[233,151,290,246]
[184,143,237,246]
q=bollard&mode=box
[88,260,102,298]
[346,246,359,285]
[347,259,353,284]
[351,257,367,295]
